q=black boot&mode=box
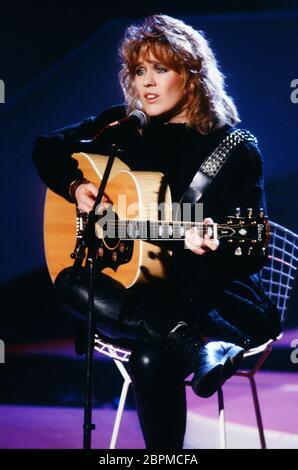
[166,323,244,398]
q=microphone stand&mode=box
[72,142,121,449]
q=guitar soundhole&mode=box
[103,236,120,250]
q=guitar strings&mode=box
[97,220,258,239]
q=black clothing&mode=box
[128,342,188,449]
[32,104,281,345]
[32,104,281,449]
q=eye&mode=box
[155,65,168,73]
[135,67,145,76]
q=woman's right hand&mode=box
[75,182,110,214]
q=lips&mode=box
[144,93,159,102]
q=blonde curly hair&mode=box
[119,14,240,134]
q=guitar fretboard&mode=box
[103,220,217,240]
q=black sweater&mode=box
[32,105,269,306]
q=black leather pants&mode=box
[55,267,280,448]
[128,341,190,449]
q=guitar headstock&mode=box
[218,208,270,255]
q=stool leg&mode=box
[249,375,266,449]
[109,360,132,449]
[218,388,227,449]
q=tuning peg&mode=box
[235,207,241,218]
[234,247,242,256]
[247,208,253,218]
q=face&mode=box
[133,50,188,124]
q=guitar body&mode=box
[44,152,173,287]
[44,153,269,288]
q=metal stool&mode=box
[94,335,132,449]
[214,221,298,448]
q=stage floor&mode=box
[0,369,297,449]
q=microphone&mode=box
[106,109,147,131]
[80,110,147,143]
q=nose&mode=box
[143,70,156,87]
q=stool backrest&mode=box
[261,221,298,323]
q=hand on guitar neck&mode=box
[185,217,220,255]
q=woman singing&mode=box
[32,14,281,448]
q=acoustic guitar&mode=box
[44,153,270,288]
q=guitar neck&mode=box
[102,219,238,241]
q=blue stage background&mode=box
[0,9,297,338]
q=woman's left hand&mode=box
[185,217,219,255]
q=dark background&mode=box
[0,0,297,344]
